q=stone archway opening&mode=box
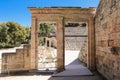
[29,7,96,72]
[64,22,88,66]
[37,22,57,71]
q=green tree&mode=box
[6,22,27,46]
[0,23,9,48]
[39,23,52,37]
[79,23,86,27]
[38,23,52,45]
[24,27,31,43]
[0,23,8,42]
[0,22,30,48]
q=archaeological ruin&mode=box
[0,0,120,80]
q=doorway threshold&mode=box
[29,69,56,75]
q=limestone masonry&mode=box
[1,0,120,80]
[65,26,87,50]
[95,0,120,80]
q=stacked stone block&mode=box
[78,38,88,64]
[95,0,120,80]
[65,26,87,50]
[1,45,31,73]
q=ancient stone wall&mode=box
[65,26,87,50]
[65,26,88,65]
[65,26,87,35]
[78,39,88,64]
[29,7,96,71]
[95,0,120,80]
[1,45,31,73]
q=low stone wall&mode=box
[95,0,120,80]
[1,45,31,73]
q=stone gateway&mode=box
[1,0,120,80]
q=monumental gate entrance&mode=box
[29,7,96,71]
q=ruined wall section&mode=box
[65,26,88,64]
[78,39,88,64]
[1,45,31,73]
[95,0,120,80]
[65,26,87,50]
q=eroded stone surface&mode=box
[1,45,31,73]
[95,0,120,80]
[29,7,96,71]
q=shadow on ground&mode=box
[48,59,107,80]
[0,59,107,80]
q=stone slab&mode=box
[53,59,93,77]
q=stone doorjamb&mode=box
[31,16,65,71]
[29,7,96,71]
[31,17,38,69]
[87,17,95,70]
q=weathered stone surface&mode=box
[78,38,88,64]
[1,1,120,80]
[1,45,31,73]
[29,7,96,71]
[65,26,87,50]
[95,0,120,80]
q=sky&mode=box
[0,0,100,26]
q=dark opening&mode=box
[47,40,49,47]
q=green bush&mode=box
[0,22,31,48]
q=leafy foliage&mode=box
[24,27,31,44]
[65,23,80,27]
[39,23,52,37]
[65,23,86,27]
[0,22,30,48]
[38,23,52,45]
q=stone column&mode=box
[31,17,38,70]
[56,17,65,71]
[87,17,96,70]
